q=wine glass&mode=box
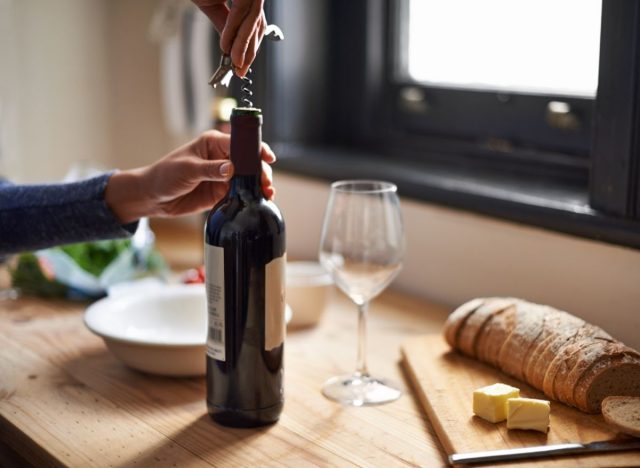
[319,180,405,406]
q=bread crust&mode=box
[521,307,552,385]
[528,312,585,391]
[476,305,516,366]
[573,349,640,413]
[523,311,573,386]
[444,298,485,348]
[498,302,547,381]
[543,325,613,401]
[552,336,616,406]
[457,298,516,358]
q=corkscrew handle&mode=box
[208,23,284,88]
[264,24,284,42]
[208,54,234,88]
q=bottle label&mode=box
[205,244,226,361]
[265,254,286,351]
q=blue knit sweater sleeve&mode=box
[0,173,139,255]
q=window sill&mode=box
[273,143,640,250]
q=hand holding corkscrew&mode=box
[208,23,284,92]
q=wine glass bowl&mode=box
[319,180,405,406]
[320,253,402,306]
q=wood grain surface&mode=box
[401,334,640,467]
[0,284,450,467]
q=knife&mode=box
[449,438,640,465]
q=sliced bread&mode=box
[528,312,585,391]
[498,302,547,381]
[573,351,640,413]
[553,336,616,406]
[602,396,640,437]
[543,324,613,401]
[521,307,553,384]
[476,305,517,366]
[444,298,485,348]
[443,297,640,414]
[457,298,516,358]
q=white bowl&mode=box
[286,261,333,328]
[84,284,208,377]
[84,283,293,377]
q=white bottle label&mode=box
[205,244,225,361]
[265,254,286,351]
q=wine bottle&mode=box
[204,107,286,427]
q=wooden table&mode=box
[0,268,449,466]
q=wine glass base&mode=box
[321,373,402,406]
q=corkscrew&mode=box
[208,24,284,93]
[240,71,254,107]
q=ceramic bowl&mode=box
[85,283,293,377]
[286,261,333,328]
[84,284,208,377]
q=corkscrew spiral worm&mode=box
[240,69,253,108]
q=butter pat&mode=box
[473,383,520,423]
[507,397,550,433]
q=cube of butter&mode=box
[506,397,550,433]
[473,383,520,423]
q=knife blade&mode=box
[449,438,640,465]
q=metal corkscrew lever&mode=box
[208,24,284,91]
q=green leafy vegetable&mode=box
[10,239,167,299]
[59,239,131,276]
[9,253,68,298]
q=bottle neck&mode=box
[229,174,262,199]
[229,109,263,200]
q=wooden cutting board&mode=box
[401,334,640,467]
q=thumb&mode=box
[196,159,234,182]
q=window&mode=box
[263,0,640,249]
[389,0,602,159]
[402,0,601,97]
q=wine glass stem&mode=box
[355,301,369,377]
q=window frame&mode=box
[590,0,640,219]
[386,0,597,158]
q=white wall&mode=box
[106,0,177,170]
[0,0,112,182]
[275,172,640,349]
[0,0,181,182]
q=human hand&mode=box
[192,0,267,77]
[105,130,276,224]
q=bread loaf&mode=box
[443,298,640,413]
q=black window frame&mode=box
[386,0,597,159]
[254,0,640,249]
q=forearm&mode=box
[0,173,138,255]
[104,168,149,224]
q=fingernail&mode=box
[220,162,231,177]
